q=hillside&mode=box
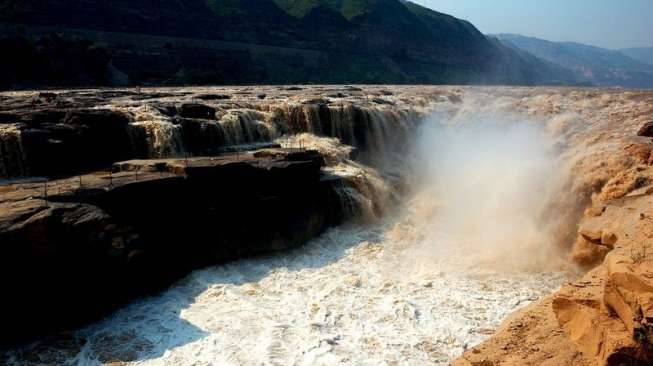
[0,0,581,88]
[495,33,653,88]
[621,47,653,67]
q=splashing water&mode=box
[3,89,608,365]
[2,116,572,366]
[2,217,568,366]
[410,116,573,272]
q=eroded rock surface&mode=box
[456,110,653,365]
[0,149,349,344]
[0,86,427,179]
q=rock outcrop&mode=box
[0,149,350,345]
[455,144,653,366]
[454,193,653,366]
[454,92,653,366]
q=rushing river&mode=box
[4,211,569,365]
[2,90,588,365]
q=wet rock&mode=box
[19,109,134,177]
[0,200,130,345]
[179,103,216,119]
[153,104,178,117]
[371,98,395,105]
[178,118,226,155]
[0,149,347,345]
[326,92,347,98]
[194,94,231,100]
[637,121,653,138]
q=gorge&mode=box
[1,86,653,365]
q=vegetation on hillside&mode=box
[270,0,372,19]
[0,0,585,87]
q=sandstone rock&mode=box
[601,231,619,247]
[585,205,606,217]
[579,218,604,242]
[452,296,590,366]
[572,237,612,267]
[553,272,653,366]
[604,253,653,344]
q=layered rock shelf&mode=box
[0,149,350,344]
[454,185,653,366]
[0,86,424,179]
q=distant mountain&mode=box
[494,34,653,88]
[620,47,653,67]
[0,0,581,88]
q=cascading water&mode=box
[93,101,421,166]
[129,121,185,158]
[219,110,273,147]
[106,105,186,159]
[1,92,579,366]
[328,104,357,146]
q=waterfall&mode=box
[329,104,357,146]
[107,105,185,159]
[218,110,274,147]
[334,185,376,222]
[0,124,27,178]
[0,99,427,178]
[303,105,323,135]
[270,102,422,161]
[277,132,395,222]
[129,121,185,158]
[366,109,389,155]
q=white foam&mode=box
[3,215,566,366]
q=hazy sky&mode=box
[412,0,653,49]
